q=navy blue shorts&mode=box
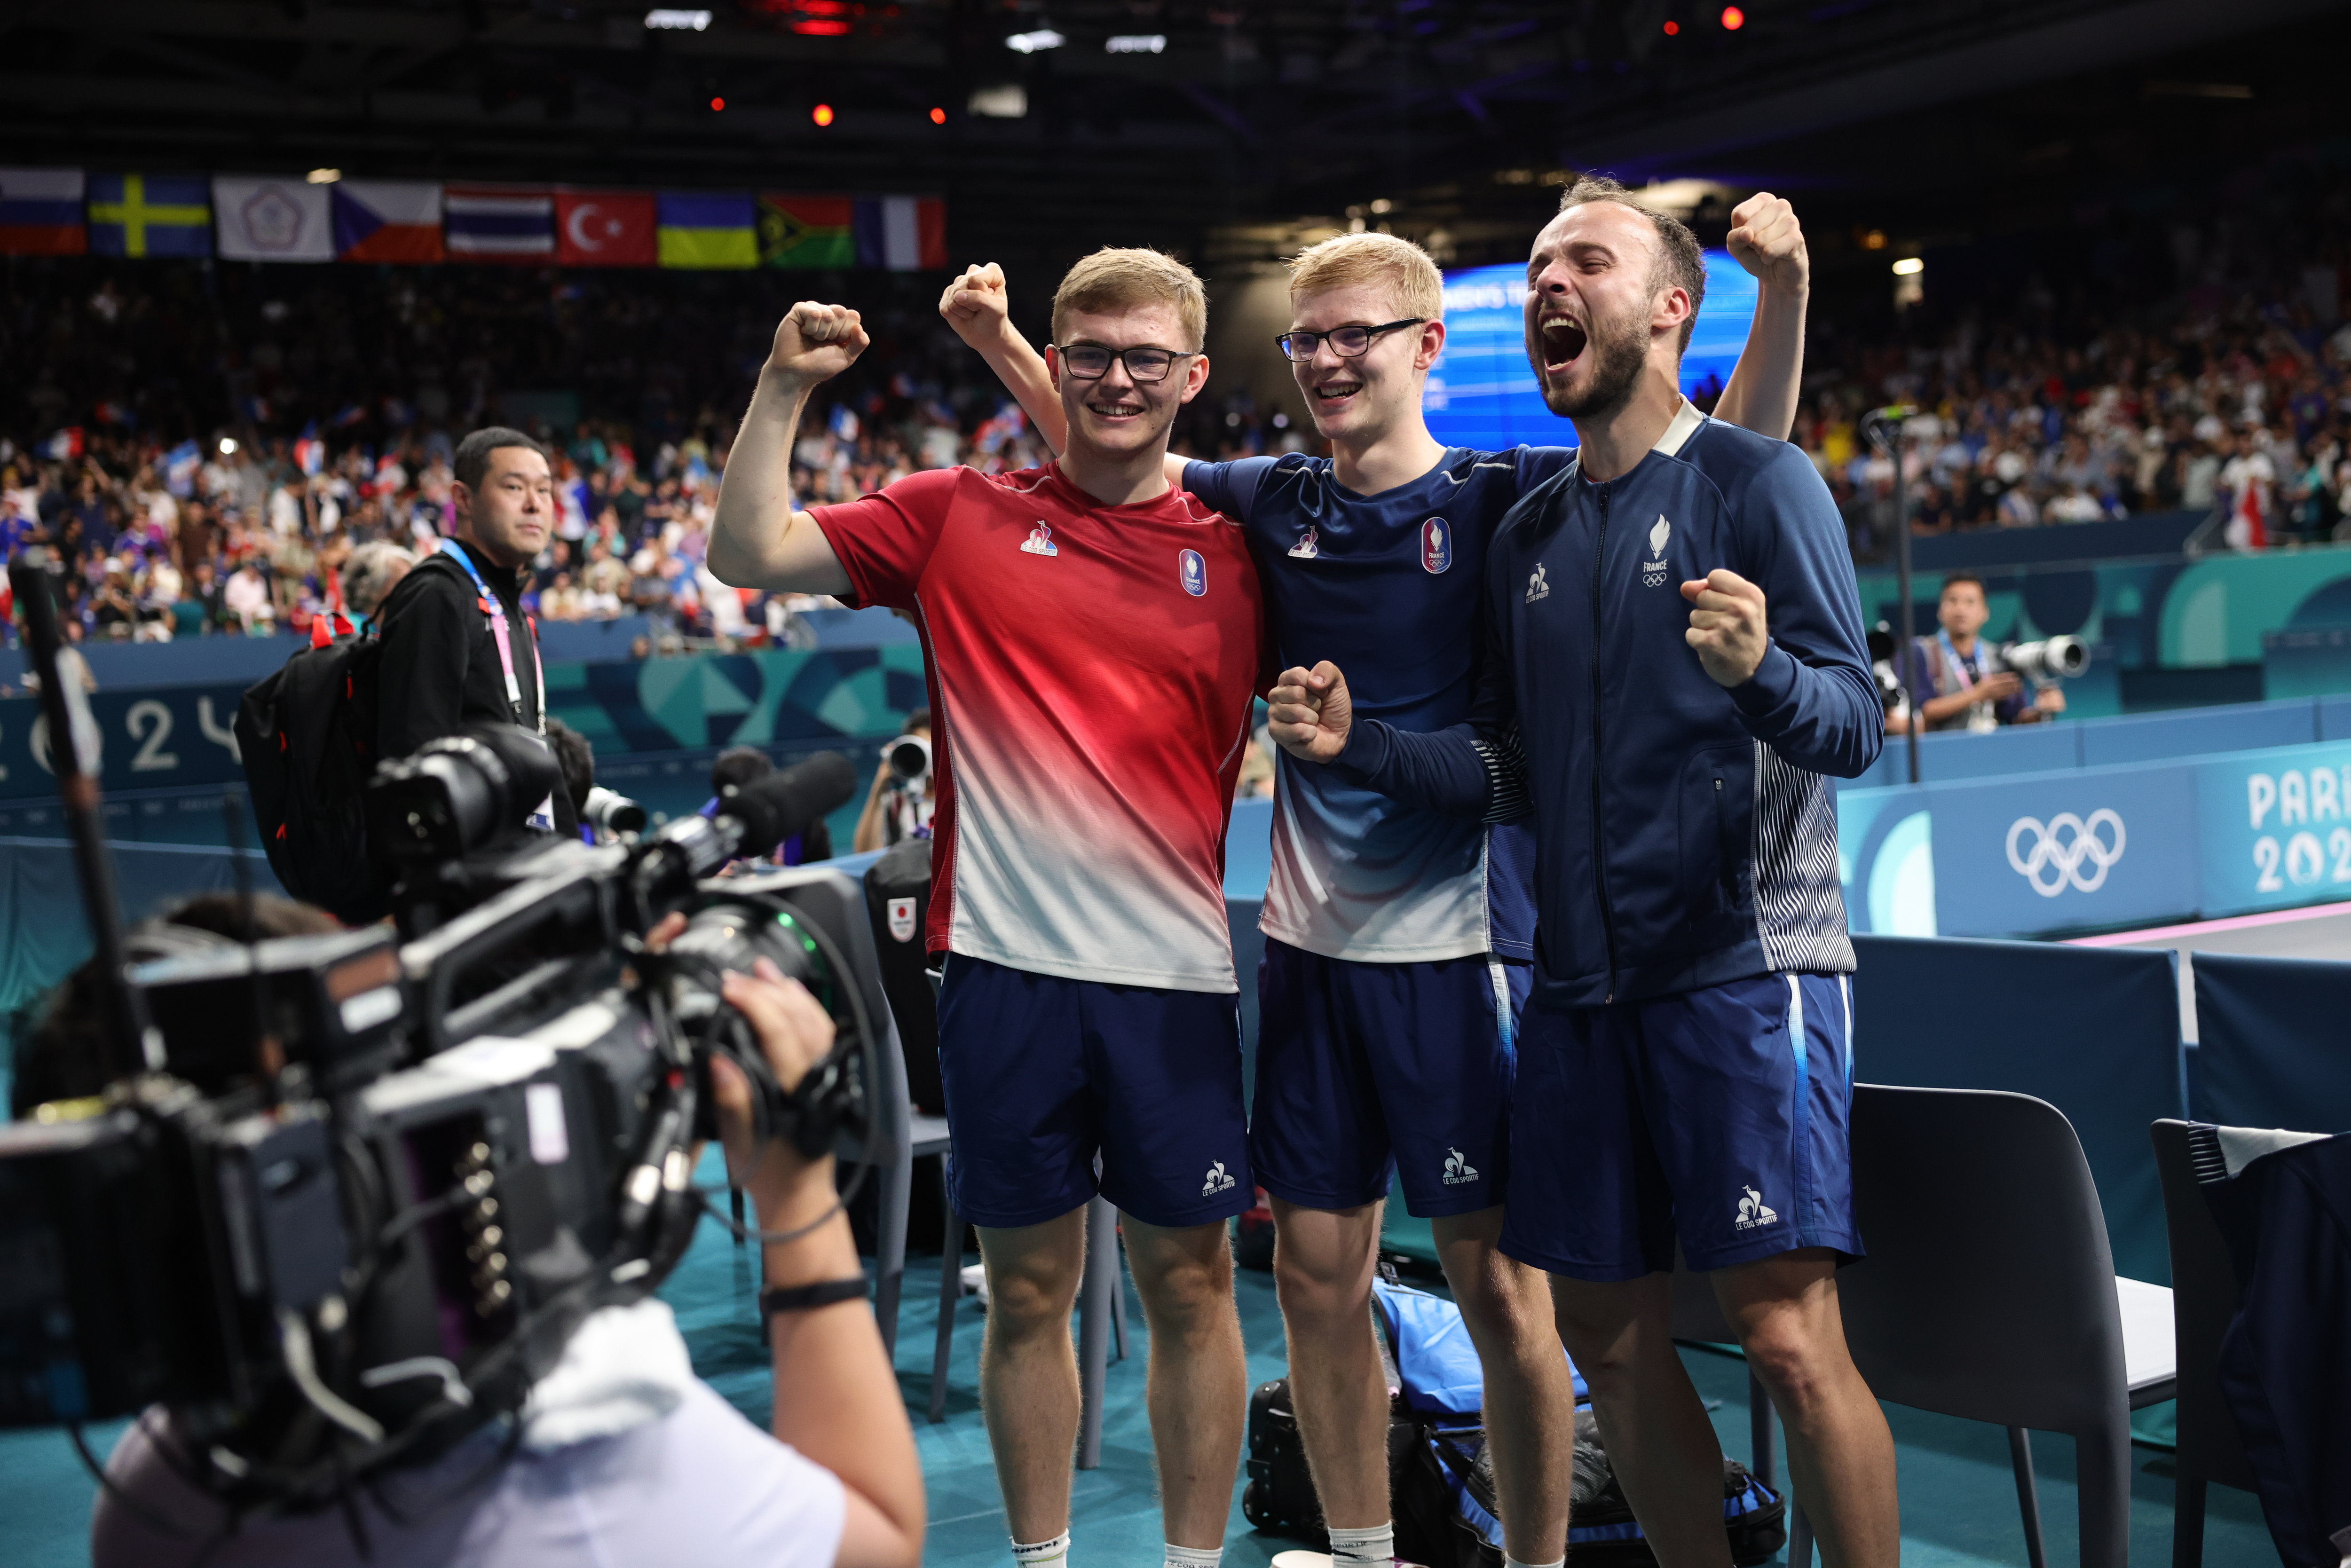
[1248,938,1527,1219]
[934,953,1252,1231]
[1501,972,1862,1281]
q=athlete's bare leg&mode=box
[1123,1215,1253,1549]
[1712,1250,1898,1568]
[1432,1207,1575,1564]
[1551,1273,1735,1568]
[1269,1197,1392,1528]
[977,1210,1090,1544]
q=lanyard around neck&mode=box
[439,538,544,733]
[1936,629,1980,693]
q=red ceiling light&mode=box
[1720,6,1745,28]
[709,95,725,111]
[790,17,852,31]
[812,103,835,126]
[929,106,947,124]
[1662,19,1680,35]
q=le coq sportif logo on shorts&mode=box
[1201,1160,1236,1197]
[1733,1185,1778,1231]
[2005,808,2127,897]
[1442,1147,1479,1186]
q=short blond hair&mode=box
[1287,231,1443,323]
[1051,247,1208,350]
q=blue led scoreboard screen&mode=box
[1421,251,1758,452]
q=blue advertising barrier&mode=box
[2189,952,2351,1133]
[0,685,248,803]
[1844,693,2351,790]
[1842,736,2351,938]
[1850,935,2184,1284]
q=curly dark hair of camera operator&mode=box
[544,717,597,818]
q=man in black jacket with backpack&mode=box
[373,425,579,839]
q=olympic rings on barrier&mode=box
[2006,809,2128,897]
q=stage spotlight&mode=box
[1892,257,1924,276]
[1006,28,1064,53]
[1720,6,1744,28]
[813,103,834,126]
[1105,34,1165,53]
[219,437,238,456]
[929,106,947,124]
[643,8,710,28]
[1663,19,1680,35]
[709,96,725,111]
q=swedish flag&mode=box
[88,173,211,258]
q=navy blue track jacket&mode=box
[1330,403,1883,1008]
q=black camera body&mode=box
[0,722,877,1515]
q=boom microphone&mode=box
[723,750,859,850]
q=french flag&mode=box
[853,195,947,272]
[333,180,443,263]
[445,184,554,261]
[0,168,87,256]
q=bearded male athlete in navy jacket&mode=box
[1268,178,1895,1568]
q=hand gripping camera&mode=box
[0,555,881,1518]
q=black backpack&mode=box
[237,630,387,925]
[861,836,942,1112]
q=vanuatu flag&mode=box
[88,173,212,258]
[656,191,757,269]
[758,194,855,269]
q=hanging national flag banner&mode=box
[0,168,87,256]
[88,173,211,259]
[657,191,757,270]
[164,440,201,499]
[445,185,554,262]
[333,179,443,263]
[213,175,335,263]
[853,195,947,272]
[556,190,657,267]
[757,194,855,269]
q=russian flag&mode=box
[334,180,443,263]
[445,184,553,262]
[853,195,947,272]
[0,168,86,255]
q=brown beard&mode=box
[1531,300,1649,423]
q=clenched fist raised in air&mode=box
[1724,192,1808,299]
[766,301,870,385]
[939,262,1012,347]
[1265,662,1355,763]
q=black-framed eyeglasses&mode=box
[1051,343,1197,383]
[1275,317,1426,362]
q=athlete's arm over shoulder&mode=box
[711,302,865,596]
[1712,445,1883,777]
[1708,193,1808,443]
[1182,456,1281,525]
[939,264,1070,459]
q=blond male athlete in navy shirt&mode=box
[942,191,1810,1568]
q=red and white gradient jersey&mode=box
[813,464,1265,993]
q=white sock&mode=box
[1165,1544,1223,1568]
[1329,1523,1395,1568]
[1506,1557,1565,1568]
[1012,1533,1069,1568]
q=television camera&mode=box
[0,553,876,1524]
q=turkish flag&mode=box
[555,191,656,268]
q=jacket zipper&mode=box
[1588,482,1619,1001]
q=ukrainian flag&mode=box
[656,191,757,270]
[88,173,212,258]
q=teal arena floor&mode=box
[0,1193,2282,1568]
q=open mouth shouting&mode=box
[1537,312,1589,375]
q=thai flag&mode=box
[445,185,553,261]
[0,168,86,255]
[332,179,443,263]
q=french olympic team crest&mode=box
[1420,517,1452,574]
[1179,549,1207,596]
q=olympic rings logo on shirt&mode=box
[2005,809,2128,897]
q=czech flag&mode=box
[657,191,757,270]
[556,190,656,268]
[334,180,443,263]
[853,195,947,272]
[88,173,212,259]
[445,185,554,262]
[757,194,855,269]
[0,168,86,255]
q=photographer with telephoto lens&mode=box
[852,708,934,852]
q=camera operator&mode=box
[1899,573,2066,733]
[374,428,578,838]
[63,914,924,1568]
[851,709,933,853]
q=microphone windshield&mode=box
[722,750,858,851]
